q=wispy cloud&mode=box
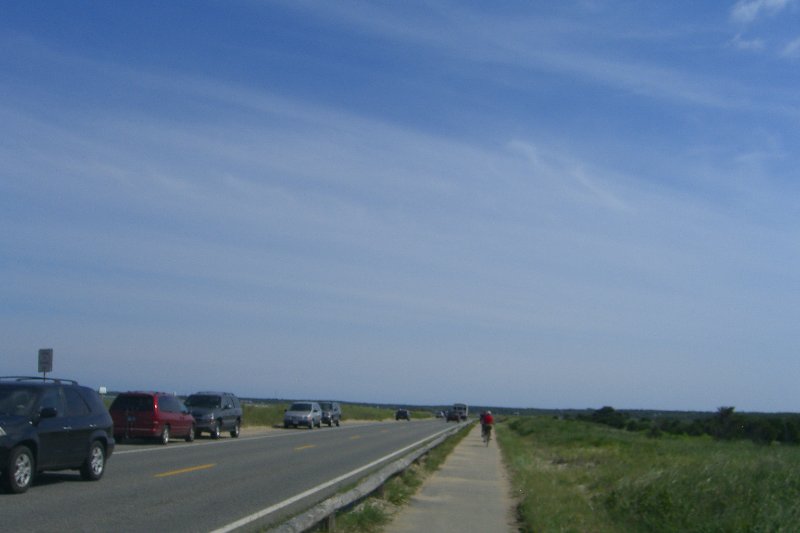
[507,140,630,212]
[731,0,794,23]
[781,35,800,57]
[729,32,766,50]
[274,2,758,113]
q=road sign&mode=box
[38,348,53,373]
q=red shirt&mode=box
[482,413,494,425]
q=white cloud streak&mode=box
[781,35,800,57]
[731,0,793,23]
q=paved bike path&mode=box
[384,423,516,533]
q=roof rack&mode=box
[0,376,79,385]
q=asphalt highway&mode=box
[0,419,456,532]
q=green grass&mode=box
[333,501,391,533]
[241,403,288,427]
[344,404,401,421]
[499,416,800,533]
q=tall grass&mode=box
[241,403,288,427]
[499,416,800,532]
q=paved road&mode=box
[0,419,456,532]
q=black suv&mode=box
[184,392,242,439]
[0,377,114,493]
[319,401,341,427]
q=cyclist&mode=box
[481,410,494,444]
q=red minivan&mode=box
[109,392,195,444]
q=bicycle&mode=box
[482,424,492,446]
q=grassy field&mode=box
[499,416,800,532]
[241,402,432,427]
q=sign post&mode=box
[38,348,53,380]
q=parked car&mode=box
[283,402,322,429]
[0,376,115,493]
[109,392,195,444]
[318,401,341,427]
[395,409,411,421]
[184,392,242,439]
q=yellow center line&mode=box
[350,435,361,440]
[155,463,216,478]
[295,444,316,451]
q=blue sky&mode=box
[2,1,800,411]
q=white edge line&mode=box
[210,424,459,533]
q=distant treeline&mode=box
[576,406,800,445]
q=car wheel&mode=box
[160,425,170,445]
[284,422,290,429]
[230,421,240,438]
[3,446,34,493]
[307,420,313,429]
[185,424,195,442]
[80,441,106,481]
[211,420,221,439]
[335,419,340,427]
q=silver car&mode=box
[283,401,322,429]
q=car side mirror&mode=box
[39,407,58,419]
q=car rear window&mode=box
[185,395,221,408]
[110,395,154,412]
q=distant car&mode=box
[452,403,469,421]
[446,410,460,422]
[284,402,322,429]
[395,409,411,421]
[184,392,242,439]
[318,401,341,427]
[435,410,445,418]
[109,392,195,444]
[0,376,115,493]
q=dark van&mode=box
[318,401,341,427]
[184,392,242,439]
